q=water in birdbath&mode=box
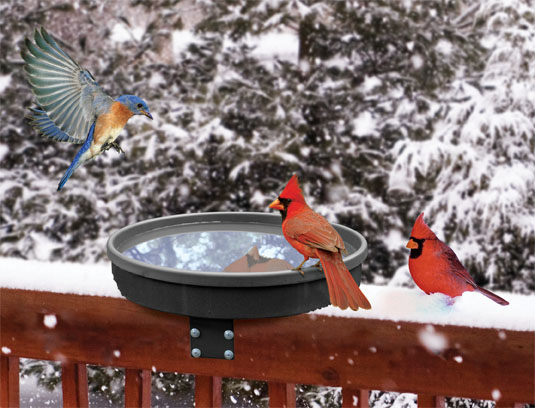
[123,231,318,272]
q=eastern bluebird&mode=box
[22,28,153,191]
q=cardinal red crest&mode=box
[279,175,305,203]
[410,213,438,240]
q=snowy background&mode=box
[1,0,534,407]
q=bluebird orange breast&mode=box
[109,101,135,126]
[93,101,133,146]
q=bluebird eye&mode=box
[137,103,143,108]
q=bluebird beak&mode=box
[141,111,153,120]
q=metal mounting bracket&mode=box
[189,317,235,360]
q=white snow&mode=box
[43,314,57,329]
[1,258,534,331]
[0,257,121,297]
[410,54,424,70]
[313,284,535,331]
[436,39,453,56]
[110,23,144,43]
[492,389,501,401]
[148,72,165,88]
[385,230,405,252]
[0,144,9,162]
[0,74,11,93]
[417,324,448,353]
[172,30,200,57]
[249,32,298,63]
[352,111,378,138]
[360,76,382,93]
[29,233,62,261]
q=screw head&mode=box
[224,330,234,340]
[191,348,201,358]
[224,350,234,360]
[190,328,200,338]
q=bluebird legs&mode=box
[102,141,125,155]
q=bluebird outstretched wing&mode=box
[27,107,80,143]
[22,27,109,143]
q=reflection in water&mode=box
[123,231,317,272]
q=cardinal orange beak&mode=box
[269,198,284,211]
[406,238,419,249]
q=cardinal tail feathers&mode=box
[475,286,509,306]
[319,251,372,311]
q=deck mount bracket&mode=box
[189,317,235,360]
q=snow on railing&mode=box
[1,258,534,407]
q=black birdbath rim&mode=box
[106,211,367,288]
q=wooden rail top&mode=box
[1,288,534,405]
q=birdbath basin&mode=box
[107,212,367,320]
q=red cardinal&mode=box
[269,175,371,311]
[406,213,509,305]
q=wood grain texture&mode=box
[268,382,296,408]
[0,356,19,408]
[195,375,222,407]
[1,288,533,404]
[417,394,445,408]
[124,369,151,408]
[61,362,88,408]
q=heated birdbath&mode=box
[107,212,367,359]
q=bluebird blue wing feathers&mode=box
[22,27,110,143]
[27,107,78,143]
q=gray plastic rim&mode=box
[106,212,367,288]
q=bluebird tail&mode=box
[57,123,95,191]
[58,159,79,191]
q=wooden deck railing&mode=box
[1,288,533,407]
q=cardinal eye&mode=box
[279,197,291,206]
[137,103,143,108]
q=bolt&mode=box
[224,330,234,340]
[224,350,234,360]
[191,348,201,358]
[190,328,200,338]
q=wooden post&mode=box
[268,382,295,408]
[125,369,151,408]
[195,375,222,407]
[0,356,19,408]
[61,362,88,408]
[417,394,445,408]
[342,388,369,407]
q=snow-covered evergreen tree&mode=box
[390,0,535,293]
